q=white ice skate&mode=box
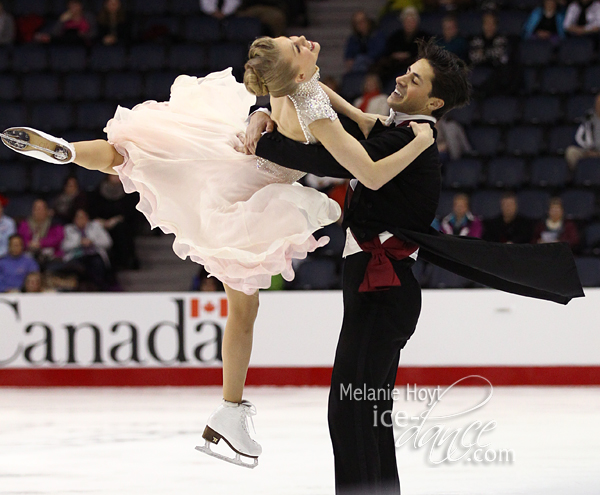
[1,127,76,164]
[196,399,262,469]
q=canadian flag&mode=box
[190,297,228,318]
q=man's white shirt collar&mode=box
[385,110,437,127]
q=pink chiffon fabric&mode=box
[105,69,341,294]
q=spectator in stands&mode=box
[21,271,45,293]
[352,73,390,116]
[191,265,225,291]
[0,1,16,45]
[523,0,566,41]
[52,176,88,225]
[379,7,428,81]
[36,0,96,45]
[97,0,131,46]
[483,192,533,243]
[532,197,580,249]
[237,0,288,37]
[565,93,600,169]
[437,15,468,61]
[380,0,425,15]
[18,199,64,267]
[0,234,39,293]
[89,175,140,270]
[15,8,46,43]
[563,0,600,38]
[440,193,482,237]
[0,196,16,258]
[200,0,241,20]
[469,11,510,66]
[344,10,386,73]
[436,115,472,161]
[61,208,113,291]
[469,11,518,96]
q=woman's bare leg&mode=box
[222,284,259,403]
[73,140,124,175]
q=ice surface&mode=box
[0,386,598,495]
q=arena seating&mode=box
[0,0,598,289]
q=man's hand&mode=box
[242,111,275,155]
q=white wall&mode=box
[0,289,597,369]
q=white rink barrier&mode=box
[0,290,598,386]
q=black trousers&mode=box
[328,252,422,495]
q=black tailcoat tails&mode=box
[255,115,584,495]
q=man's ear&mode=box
[429,97,444,112]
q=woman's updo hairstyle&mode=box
[244,37,299,98]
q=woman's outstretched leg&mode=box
[73,140,124,175]
[1,127,123,175]
[222,284,259,403]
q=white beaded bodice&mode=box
[287,68,338,144]
[256,68,338,184]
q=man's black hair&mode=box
[416,38,471,119]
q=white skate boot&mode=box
[196,399,262,469]
[1,127,76,164]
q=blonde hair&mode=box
[244,37,299,98]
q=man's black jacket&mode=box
[255,115,584,304]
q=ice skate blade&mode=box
[196,444,258,469]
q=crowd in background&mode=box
[0,0,308,46]
[0,173,141,293]
[0,0,599,292]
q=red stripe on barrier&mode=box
[0,366,599,387]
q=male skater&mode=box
[245,39,583,495]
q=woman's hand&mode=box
[357,113,380,138]
[409,122,434,148]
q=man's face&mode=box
[8,237,24,257]
[387,59,442,116]
[501,197,517,219]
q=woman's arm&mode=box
[309,117,433,191]
[319,82,361,120]
[319,83,386,138]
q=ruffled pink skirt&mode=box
[105,69,341,294]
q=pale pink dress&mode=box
[104,69,341,294]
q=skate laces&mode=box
[240,400,257,437]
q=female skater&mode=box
[1,35,434,467]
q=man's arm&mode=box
[252,113,365,178]
[256,120,417,180]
